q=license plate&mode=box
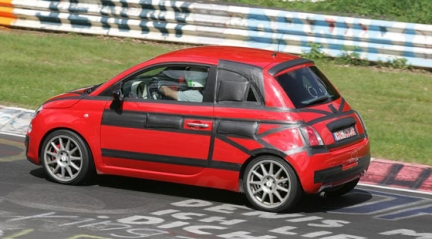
[333,126,357,141]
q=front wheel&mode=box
[243,156,302,212]
[40,130,94,185]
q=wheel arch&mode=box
[38,127,95,170]
[238,149,303,193]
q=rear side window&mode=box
[216,69,261,105]
[275,66,340,109]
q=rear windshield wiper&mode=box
[302,95,331,106]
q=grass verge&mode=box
[1,30,431,166]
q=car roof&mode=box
[154,46,302,69]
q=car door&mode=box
[100,63,216,175]
[212,60,268,166]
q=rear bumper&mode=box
[314,154,370,184]
[314,154,370,192]
[289,138,370,194]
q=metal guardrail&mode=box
[0,105,34,136]
[1,0,432,68]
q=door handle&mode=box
[187,123,209,128]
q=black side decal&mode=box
[257,125,299,138]
[209,161,241,171]
[102,148,206,167]
[207,119,219,164]
[299,98,354,125]
[217,120,258,138]
[102,148,240,172]
[101,110,211,135]
[102,109,146,128]
[298,108,333,116]
[146,114,183,129]
[216,126,310,157]
[216,135,251,155]
[307,110,354,126]
[328,104,338,114]
[338,98,346,112]
[298,98,346,115]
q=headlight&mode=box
[29,104,44,122]
[27,123,32,134]
[35,104,44,116]
[28,105,43,134]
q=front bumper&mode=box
[25,134,39,165]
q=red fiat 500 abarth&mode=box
[25,46,370,212]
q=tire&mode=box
[40,130,94,185]
[323,178,360,198]
[243,156,302,212]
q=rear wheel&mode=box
[243,156,302,212]
[40,130,94,185]
[324,178,360,197]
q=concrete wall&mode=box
[1,0,431,68]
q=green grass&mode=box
[318,62,432,165]
[0,30,183,109]
[1,30,431,166]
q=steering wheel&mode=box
[145,81,165,100]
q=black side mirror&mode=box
[112,88,124,101]
[110,88,124,112]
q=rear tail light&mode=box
[300,126,324,146]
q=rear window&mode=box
[275,66,340,109]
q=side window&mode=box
[216,70,260,104]
[122,65,209,103]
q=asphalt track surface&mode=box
[1,132,432,239]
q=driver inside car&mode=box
[159,67,208,102]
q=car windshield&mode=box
[275,66,340,108]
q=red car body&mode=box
[25,46,370,212]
